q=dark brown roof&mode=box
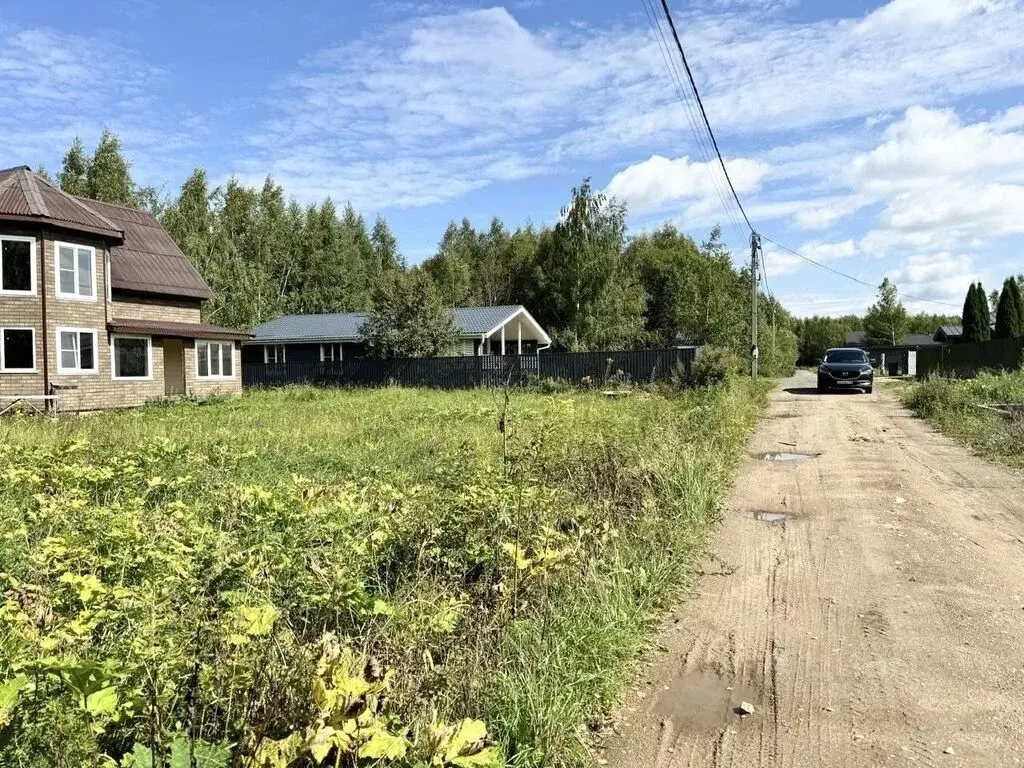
[0,166,124,240]
[0,166,213,301]
[87,199,213,300]
[108,319,252,341]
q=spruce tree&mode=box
[975,281,992,341]
[1010,279,1024,338]
[961,283,976,342]
[994,279,1022,339]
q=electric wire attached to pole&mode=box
[645,0,963,377]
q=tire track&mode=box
[602,373,1024,767]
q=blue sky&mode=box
[3,0,1024,317]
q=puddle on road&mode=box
[757,451,818,461]
[653,669,755,731]
[753,511,788,523]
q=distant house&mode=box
[0,166,250,412]
[244,305,551,365]
[934,325,964,344]
[842,329,945,376]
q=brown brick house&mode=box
[0,166,250,411]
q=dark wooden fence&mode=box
[916,337,1024,379]
[242,347,697,390]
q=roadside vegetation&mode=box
[904,371,1024,467]
[0,380,767,767]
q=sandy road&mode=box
[603,371,1024,767]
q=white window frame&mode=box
[264,344,286,364]
[54,241,97,301]
[197,340,235,380]
[56,327,99,375]
[320,343,343,362]
[110,334,153,381]
[0,326,37,373]
[0,235,37,297]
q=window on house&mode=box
[0,327,35,372]
[57,329,97,373]
[264,344,286,364]
[55,242,95,299]
[112,335,151,379]
[320,343,343,362]
[197,340,234,379]
[0,236,35,295]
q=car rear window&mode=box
[824,350,868,363]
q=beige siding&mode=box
[184,338,242,398]
[0,229,45,399]
[111,295,202,324]
[1,227,238,411]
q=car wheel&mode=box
[865,385,873,394]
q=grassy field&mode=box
[903,371,1024,467]
[0,382,767,768]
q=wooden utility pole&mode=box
[751,232,760,378]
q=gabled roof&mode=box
[0,166,123,240]
[253,312,369,343]
[0,166,213,301]
[935,325,963,340]
[87,199,213,300]
[453,305,527,335]
[903,333,940,346]
[251,305,549,344]
[843,331,867,347]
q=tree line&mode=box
[42,131,799,372]
[960,277,1024,343]
[794,273,1024,365]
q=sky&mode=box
[2,0,1023,317]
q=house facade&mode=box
[842,329,948,376]
[244,305,551,366]
[0,166,249,411]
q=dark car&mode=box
[817,348,873,394]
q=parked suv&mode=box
[817,348,873,394]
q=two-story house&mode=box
[0,166,250,411]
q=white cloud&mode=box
[887,252,981,308]
[243,0,1024,209]
[603,154,767,218]
[0,25,202,184]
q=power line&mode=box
[639,0,747,243]
[651,0,957,314]
[657,0,754,233]
[759,235,961,309]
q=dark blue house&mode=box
[243,305,551,366]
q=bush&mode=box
[690,346,741,388]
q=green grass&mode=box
[903,371,1024,467]
[0,382,768,767]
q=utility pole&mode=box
[750,232,760,378]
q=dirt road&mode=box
[603,371,1024,767]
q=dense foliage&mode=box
[993,278,1024,340]
[863,278,908,347]
[0,383,767,767]
[359,272,460,358]
[904,371,1024,467]
[962,282,992,343]
[45,136,798,371]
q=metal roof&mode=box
[108,319,252,341]
[87,199,214,300]
[0,167,124,239]
[936,325,963,338]
[0,167,214,301]
[251,305,534,343]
